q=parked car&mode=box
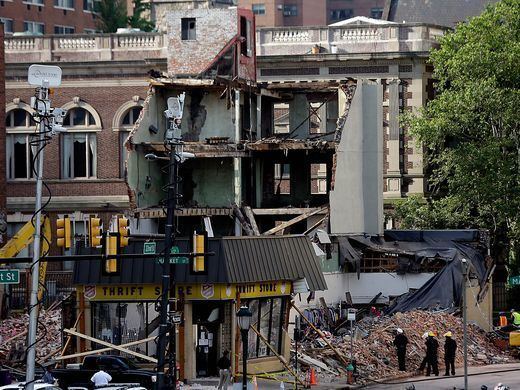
[52,355,155,389]
[0,382,62,390]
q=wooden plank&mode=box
[303,216,327,235]
[56,335,158,361]
[249,325,306,387]
[43,310,84,363]
[243,206,260,236]
[3,330,27,345]
[262,206,328,236]
[63,329,157,363]
[291,302,349,367]
[253,207,327,216]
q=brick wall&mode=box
[5,84,148,199]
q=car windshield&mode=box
[116,357,138,370]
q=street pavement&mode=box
[364,363,520,390]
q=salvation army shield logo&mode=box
[201,284,214,299]
[84,285,96,300]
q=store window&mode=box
[92,302,159,356]
[6,108,36,180]
[252,3,265,15]
[242,298,284,359]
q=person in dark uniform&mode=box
[393,328,408,371]
[425,331,439,376]
[444,331,457,376]
[217,350,231,390]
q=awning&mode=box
[73,235,327,291]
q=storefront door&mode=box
[193,302,222,377]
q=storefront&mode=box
[74,235,327,380]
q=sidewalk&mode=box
[183,377,355,389]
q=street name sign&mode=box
[509,275,520,285]
[143,242,156,255]
[0,270,20,284]
[156,246,189,264]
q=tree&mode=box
[128,0,155,32]
[95,0,127,33]
[397,0,520,269]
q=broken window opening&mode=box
[240,16,253,57]
[273,103,289,134]
[181,18,196,41]
[274,163,290,195]
[310,163,327,194]
[309,102,323,134]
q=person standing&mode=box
[425,331,439,376]
[217,350,231,390]
[42,365,56,385]
[393,328,408,371]
[444,331,457,376]
[418,332,429,373]
[91,369,112,387]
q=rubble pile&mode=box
[297,310,511,383]
[0,308,62,365]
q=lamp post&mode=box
[461,258,468,390]
[237,306,252,390]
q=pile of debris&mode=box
[0,308,62,365]
[296,310,511,384]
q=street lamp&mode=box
[237,306,253,390]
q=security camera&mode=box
[52,108,67,124]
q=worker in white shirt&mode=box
[91,369,112,387]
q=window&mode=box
[371,7,383,19]
[120,106,142,177]
[310,163,328,194]
[54,25,75,34]
[273,103,289,134]
[83,0,94,11]
[0,18,14,34]
[242,298,284,359]
[24,0,44,5]
[181,18,196,40]
[23,21,45,34]
[61,133,96,178]
[61,107,99,179]
[252,3,265,15]
[330,9,353,21]
[84,28,98,34]
[240,16,252,57]
[274,163,290,195]
[6,109,36,180]
[54,0,74,8]
[283,4,297,16]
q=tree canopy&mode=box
[96,0,155,33]
[396,0,520,266]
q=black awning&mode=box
[73,235,327,291]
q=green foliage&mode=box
[398,0,520,262]
[128,0,154,32]
[95,0,127,33]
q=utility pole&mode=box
[26,65,64,390]
[462,258,468,390]
[155,94,185,390]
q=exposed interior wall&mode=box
[467,279,493,332]
[329,80,383,235]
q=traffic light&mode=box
[89,217,102,247]
[103,234,119,275]
[118,216,130,249]
[192,231,207,273]
[56,216,71,249]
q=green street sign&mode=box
[510,275,520,285]
[0,270,20,284]
[156,246,189,264]
[143,242,156,255]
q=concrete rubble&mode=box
[0,308,62,365]
[295,310,511,384]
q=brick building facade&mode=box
[0,0,97,35]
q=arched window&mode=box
[60,104,101,179]
[5,107,36,180]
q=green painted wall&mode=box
[190,158,234,207]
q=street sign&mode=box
[509,275,520,285]
[347,308,357,321]
[172,312,182,324]
[156,246,189,264]
[143,242,156,255]
[0,270,20,284]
